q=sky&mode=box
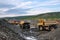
[0,0,60,17]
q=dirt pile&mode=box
[37,28,60,40]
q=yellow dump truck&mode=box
[8,19,58,31]
[37,19,58,31]
[8,20,30,29]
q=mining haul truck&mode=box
[37,19,58,31]
[8,19,58,31]
[8,20,30,29]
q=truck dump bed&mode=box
[45,21,58,26]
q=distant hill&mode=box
[36,12,60,19]
[4,12,60,20]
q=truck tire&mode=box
[49,24,57,31]
[38,25,43,31]
[44,26,49,31]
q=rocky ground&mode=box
[0,26,22,40]
[36,28,60,40]
[0,19,60,40]
[0,19,26,40]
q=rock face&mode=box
[0,19,25,40]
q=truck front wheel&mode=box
[38,25,43,31]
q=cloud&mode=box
[0,0,60,17]
[10,1,32,9]
[0,8,55,18]
[1,0,60,12]
[0,13,34,18]
[5,8,31,14]
[0,4,15,8]
[32,0,60,8]
[0,0,22,5]
[0,1,32,12]
[26,8,54,15]
[0,14,20,18]
[0,1,33,15]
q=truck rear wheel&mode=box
[50,27,55,31]
[49,24,57,31]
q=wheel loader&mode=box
[37,19,58,31]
